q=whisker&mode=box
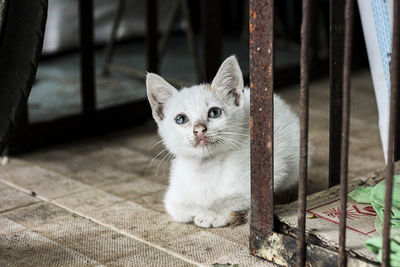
[219,132,250,137]
[220,122,249,127]
[216,136,247,149]
[149,139,164,149]
[145,148,169,175]
[156,151,172,176]
[163,153,174,177]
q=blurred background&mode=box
[8,0,369,154]
[9,0,367,152]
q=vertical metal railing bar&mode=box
[329,1,345,188]
[101,0,125,76]
[338,0,354,266]
[296,0,311,265]
[201,0,222,82]
[78,0,96,117]
[146,0,158,73]
[381,0,399,265]
[180,0,202,83]
[249,0,275,252]
[157,0,180,60]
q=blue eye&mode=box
[208,107,222,119]
[175,114,189,125]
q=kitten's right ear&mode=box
[211,55,244,107]
[146,73,177,122]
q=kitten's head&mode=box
[146,55,248,159]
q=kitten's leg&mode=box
[194,195,249,228]
[194,210,227,228]
[164,200,194,223]
[194,210,249,228]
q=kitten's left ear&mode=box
[211,55,244,107]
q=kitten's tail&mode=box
[229,210,249,226]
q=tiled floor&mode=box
[0,70,385,266]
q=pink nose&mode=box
[193,123,207,136]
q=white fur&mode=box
[146,56,300,228]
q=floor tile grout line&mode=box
[0,201,39,215]
[0,186,103,265]
[17,152,169,189]
[47,202,204,267]
[6,141,171,180]
[0,179,204,267]
[0,166,166,214]
[0,179,41,197]
[0,159,169,211]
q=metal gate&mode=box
[249,0,399,266]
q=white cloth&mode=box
[358,0,394,162]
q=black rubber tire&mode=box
[0,0,47,154]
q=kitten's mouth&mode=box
[194,136,211,147]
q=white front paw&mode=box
[165,202,193,223]
[194,212,230,228]
[171,211,193,223]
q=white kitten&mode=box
[146,56,300,228]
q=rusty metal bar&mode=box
[338,0,354,266]
[146,0,158,73]
[382,0,399,265]
[296,0,311,265]
[78,0,96,117]
[249,0,274,254]
[329,1,345,188]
